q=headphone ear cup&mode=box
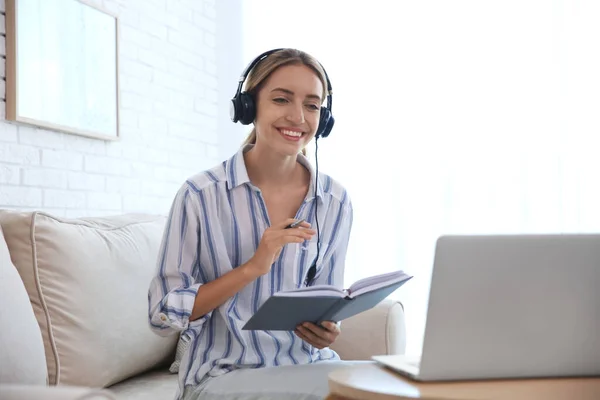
[325,114,335,138]
[316,107,334,139]
[239,93,256,125]
[230,95,242,123]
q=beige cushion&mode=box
[0,225,48,385]
[0,211,178,388]
[0,384,116,400]
[330,298,407,360]
[108,368,177,400]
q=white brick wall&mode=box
[0,0,221,218]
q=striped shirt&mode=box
[147,144,353,398]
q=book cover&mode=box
[242,270,412,331]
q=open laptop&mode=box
[373,234,600,381]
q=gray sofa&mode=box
[0,210,407,399]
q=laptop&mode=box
[373,234,600,381]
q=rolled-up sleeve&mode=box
[148,183,210,337]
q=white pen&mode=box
[285,219,306,229]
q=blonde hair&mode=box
[241,49,329,156]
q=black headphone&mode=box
[230,48,335,139]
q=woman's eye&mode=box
[306,104,320,111]
[273,98,288,104]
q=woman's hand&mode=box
[295,321,340,349]
[246,218,316,277]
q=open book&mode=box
[242,270,413,331]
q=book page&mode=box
[348,270,412,298]
[273,284,346,298]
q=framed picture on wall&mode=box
[5,0,120,141]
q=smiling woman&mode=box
[239,49,330,157]
[147,48,361,400]
[252,64,323,156]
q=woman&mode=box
[148,48,357,400]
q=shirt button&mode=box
[159,313,167,322]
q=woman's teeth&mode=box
[281,129,302,137]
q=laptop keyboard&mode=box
[405,358,421,368]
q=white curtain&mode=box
[241,0,600,356]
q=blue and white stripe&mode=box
[147,144,353,399]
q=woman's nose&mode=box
[286,104,305,124]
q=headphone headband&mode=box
[236,48,332,110]
[230,48,334,136]
[236,49,281,85]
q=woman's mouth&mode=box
[277,128,304,142]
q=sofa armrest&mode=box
[0,384,116,400]
[329,298,406,360]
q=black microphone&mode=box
[305,262,317,286]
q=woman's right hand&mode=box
[246,218,316,277]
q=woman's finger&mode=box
[297,324,330,348]
[294,329,324,349]
[302,322,335,340]
[321,321,341,335]
[278,233,315,246]
[288,231,316,240]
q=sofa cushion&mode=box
[0,225,48,385]
[0,384,116,400]
[0,211,178,388]
[108,368,177,400]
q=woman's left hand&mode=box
[295,321,340,349]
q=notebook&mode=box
[243,270,412,331]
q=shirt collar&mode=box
[225,144,324,201]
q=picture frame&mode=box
[5,0,120,141]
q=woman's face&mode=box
[254,64,324,157]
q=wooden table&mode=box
[326,363,600,400]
